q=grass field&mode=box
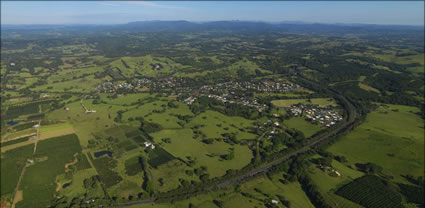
[307,158,365,208]
[150,159,199,192]
[99,93,155,105]
[327,104,424,183]
[32,75,102,93]
[151,128,253,178]
[187,110,256,140]
[46,100,125,146]
[110,55,183,77]
[271,98,335,107]
[127,171,314,208]
[285,117,324,138]
[59,168,99,198]
[240,174,315,208]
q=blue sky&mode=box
[1,1,424,25]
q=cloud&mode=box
[98,3,120,7]
[125,1,187,10]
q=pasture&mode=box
[285,117,323,138]
[327,104,424,183]
[150,159,199,192]
[151,128,253,177]
[187,110,256,140]
[240,174,315,208]
[271,98,335,107]
[46,100,125,146]
[39,122,75,140]
[128,172,314,208]
[307,159,365,208]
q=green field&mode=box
[285,117,323,138]
[187,110,256,140]
[2,22,424,208]
[151,128,253,177]
[271,98,335,107]
[1,144,34,199]
[17,134,82,208]
[327,104,424,182]
[308,159,365,208]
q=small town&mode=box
[287,104,343,127]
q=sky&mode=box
[1,1,424,26]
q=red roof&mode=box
[1,202,7,207]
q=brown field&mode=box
[11,190,23,208]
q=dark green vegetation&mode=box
[88,154,123,188]
[4,102,40,120]
[336,175,403,208]
[0,136,29,147]
[0,144,34,197]
[17,134,82,208]
[147,147,175,168]
[1,21,423,208]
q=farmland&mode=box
[16,134,82,208]
[0,144,34,201]
[327,104,424,182]
[271,98,335,108]
[1,21,424,208]
[336,175,404,208]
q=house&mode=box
[335,171,341,177]
[10,63,15,66]
[144,142,152,147]
[271,200,279,204]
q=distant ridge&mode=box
[2,20,423,35]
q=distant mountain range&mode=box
[2,20,423,35]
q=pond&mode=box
[7,120,22,125]
[94,150,113,158]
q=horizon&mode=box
[1,1,424,26]
[2,20,425,27]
